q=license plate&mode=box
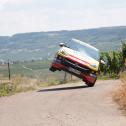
[68,67,81,75]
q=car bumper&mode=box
[51,58,97,84]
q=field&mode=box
[0,60,50,77]
[0,60,68,82]
[0,60,79,96]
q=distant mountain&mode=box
[0,26,126,61]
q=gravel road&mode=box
[0,80,126,126]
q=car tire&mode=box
[85,77,97,87]
[86,82,95,87]
[49,67,57,72]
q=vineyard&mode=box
[100,42,126,77]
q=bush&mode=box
[113,71,126,111]
[0,82,15,97]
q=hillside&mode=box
[0,26,126,61]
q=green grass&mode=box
[0,60,51,77]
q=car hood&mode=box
[58,47,99,71]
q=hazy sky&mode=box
[0,0,126,36]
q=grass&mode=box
[0,69,80,97]
[0,60,51,77]
[113,71,126,112]
[0,75,37,97]
[0,82,15,97]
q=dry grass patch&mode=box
[0,75,39,97]
[11,75,37,92]
[0,74,80,97]
[114,71,126,111]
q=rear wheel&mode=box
[49,67,57,72]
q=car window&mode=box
[67,39,100,61]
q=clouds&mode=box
[0,0,126,36]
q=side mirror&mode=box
[59,43,66,47]
[100,60,106,65]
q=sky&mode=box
[0,0,126,36]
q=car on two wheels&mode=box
[50,39,101,87]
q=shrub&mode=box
[113,71,126,111]
[0,82,15,97]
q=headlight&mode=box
[60,50,68,56]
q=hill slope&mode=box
[0,26,126,61]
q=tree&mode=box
[121,42,126,71]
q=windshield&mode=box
[66,39,100,61]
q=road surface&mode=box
[0,80,126,126]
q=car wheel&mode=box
[85,77,97,87]
[86,82,95,87]
[49,67,57,72]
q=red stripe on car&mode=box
[69,54,90,66]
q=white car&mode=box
[50,39,100,87]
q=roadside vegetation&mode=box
[113,71,126,112]
[0,73,79,97]
[0,60,79,97]
[0,75,36,97]
[112,42,126,112]
[99,42,126,78]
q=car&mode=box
[49,38,100,87]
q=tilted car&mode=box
[49,39,100,87]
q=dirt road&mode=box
[0,80,126,126]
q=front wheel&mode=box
[86,82,95,87]
[85,77,97,87]
[49,66,57,72]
